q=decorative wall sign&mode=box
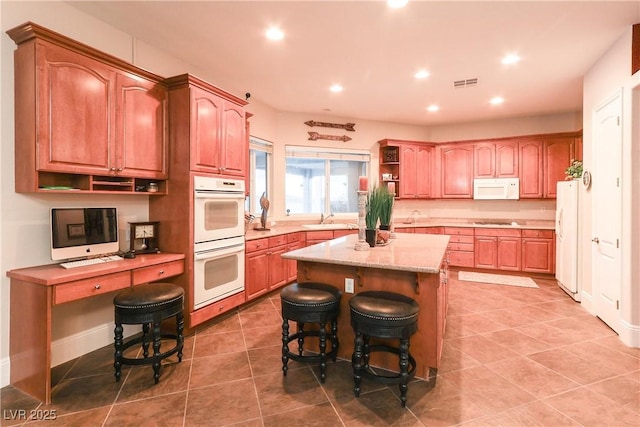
[308,131,352,142]
[304,120,356,132]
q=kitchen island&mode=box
[282,232,450,380]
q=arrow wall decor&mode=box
[308,131,352,142]
[304,120,356,132]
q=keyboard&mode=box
[60,255,123,269]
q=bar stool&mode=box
[280,282,341,383]
[113,283,184,384]
[349,291,419,407]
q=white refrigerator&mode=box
[555,180,580,301]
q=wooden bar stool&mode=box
[113,283,184,384]
[349,291,419,407]
[280,282,342,383]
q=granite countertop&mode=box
[281,233,450,274]
[245,218,554,241]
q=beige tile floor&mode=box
[1,270,638,426]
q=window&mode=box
[246,137,272,214]
[285,146,369,215]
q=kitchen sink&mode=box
[473,221,518,226]
[302,223,358,230]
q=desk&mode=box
[282,233,449,379]
[6,253,185,403]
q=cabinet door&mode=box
[220,101,247,177]
[286,242,305,282]
[544,137,575,198]
[495,140,518,177]
[441,145,473,198]
[474,236,498,269]
[245,249,269,300]
[37,42,115,174]
[116,73,168,179]
[474,143,496,178]
[269,245,289,290]
[497,237,522,271]
[416,145,434,197]
[399,145,417,198]
[190,86,223,173]
[522,238,554,273]
[518,140,543,198]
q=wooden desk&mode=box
[6,253,185,403]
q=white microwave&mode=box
[473,178,520,200]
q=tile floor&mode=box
[1,271,639,426]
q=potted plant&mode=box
[378,185,394,231]
[565,159,583,180]
[365,186,381,247]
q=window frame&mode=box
[247,136,273,215]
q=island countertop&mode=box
[282,233,450,274]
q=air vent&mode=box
[453,78,478,88]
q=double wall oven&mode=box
[193,175,246,310]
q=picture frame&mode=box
[67,223,86,238]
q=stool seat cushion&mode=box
[114,283,183,315]
[349,291,419,327]
[281,282,341,312]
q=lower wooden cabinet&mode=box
[245,234,293,301]
[444,227,474,267]
[474,228,522,271]
[521,229,555,274]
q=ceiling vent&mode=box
[453,78,478,88]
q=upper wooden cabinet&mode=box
[543,136,577,198]
[474,140,518,178]
[166,74,247,177]
[439,144,474,198]
[8,22,169,194]
[379,140,435,199]
[518,140,544,198]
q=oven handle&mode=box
[195,243,245,260]
[195,190,245,199]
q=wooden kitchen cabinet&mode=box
[440,144,474,198]
[474,140,518,178]
[245,235,292,302]
[165,74,248,178]
[286,232,306,282]
[444,227,474,267]
[474,228,522,271]
[543,136,577,198]
[379,140,435,199]
[521,229,555,273]
[8,22,169,194]
[518,139,544,198]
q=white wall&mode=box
[583,26,640,346]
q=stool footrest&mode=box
[283,331,338,363]
[118,333,182,366]
[355,344,416,384]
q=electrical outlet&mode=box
[345,278,354,293]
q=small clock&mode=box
[582,170,592,190]
[129,221,160,254]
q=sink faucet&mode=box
[320,212,334,224]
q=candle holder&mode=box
[354,190,369,251]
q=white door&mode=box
[592,91,623,331]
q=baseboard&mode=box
[619,320,640,348]
[580,290,594,314]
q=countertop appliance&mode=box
[473,178,519,200]
[555,180,580,301]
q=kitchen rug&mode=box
[458,271,539,288]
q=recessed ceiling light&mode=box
[490,96,504,105]
[414,70,430,79]
[265,26,284,41]
[330,84,343,93]
[427,105,439,112]
[388,0,409,9]
[502,54,520,65]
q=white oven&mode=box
[194,236,245,310]
[194,175,245,243]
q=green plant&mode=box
[365,186,381,229]
[377,186,395,227]
[565,159,583,179]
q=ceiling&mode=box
[65,1,639,126]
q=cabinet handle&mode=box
[109,167,116,172]
[117,167,123,172]
[218,305,225,311]
[159,270,165,275]
[94,284,101,290]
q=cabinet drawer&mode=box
[246,238,269,253]
[54,271,130,304]
[268,235,288,247]
[474,228,522,237]
[132,260,184,285]
[415,227,443,234]
[443,227,474,235]
[522,229,554,239]
[287,232,304,243]
[448,251,475,267]
[306,230,334,241]
[448,235,474,244]
[334,229,358,238]
[448,242,474,252]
